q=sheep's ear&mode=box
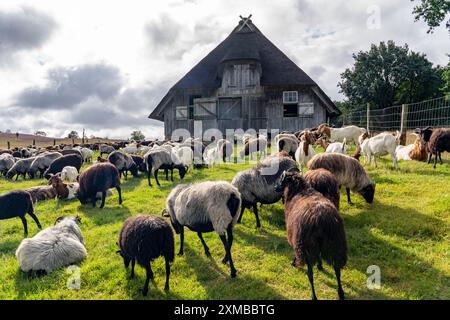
[161,208,170,217]
[76,174,80,182]
[75,214,81,223]
[55,216,64,225]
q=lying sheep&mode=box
[61,166,79,182]
[232,152,298,228]
[0,190,41,236]
[164,181,241,278]
[77,163,122,208]
[275,171,347,300]
[16,216,86,275]
[307,153,375,204]
[0,153,15,176]
[117,215,175,295]
[144,149,187,187]
[108,151,138,180]
[25,186,57,203]
[43,154,83,179]
[6,157,36,180]
[28,152,62,179]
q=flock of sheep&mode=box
[0,124,449,300]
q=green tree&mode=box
[67,130,79,139]
[440,60,450,95]
[411,0,450,33]
[130,130,145,141]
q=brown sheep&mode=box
[304,169,340,209]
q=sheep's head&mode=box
[129,162,139,177]
[274,169,302,193]
[417,126,433,142]
[359,182,375,204]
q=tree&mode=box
[440,60,450,96]
[130,130,145,141]
[339,41,442,110]
[411,0,450,33]
[67,131,79,139]
[35,131,47,137]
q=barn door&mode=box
[218,98,243,132]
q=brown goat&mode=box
[304,169,340,209]
[275,171,347,300]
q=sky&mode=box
[0,0,449,139]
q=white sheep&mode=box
[61,166,79,182]
[15,216,86,274]
[360,132,398,169]
[173,146,194,172]
[326,138,348,154]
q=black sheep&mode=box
[131,155,147,173]
[43,154,83,179]
[77,162,122,208]
[117,215,174,296]
[0,190,42,236]
[419,127,450,169]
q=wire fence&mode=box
[344,96,450,132]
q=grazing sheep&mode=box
[307,153,375,204]
[239,137,267,160]
[304,169,340,209]
[0,190,41,235]
[419,127,450,169]
[131,155,146,173]
[0,153,15,176]
[100,144,115,157]
[16,216,86,275]
[60,166,79,182]
[43,154,83,179]
[6,157,36,180]
[60,149,83,159]
[28,152,62,179]
[144,149,187,187]
[21,148,32,158]
[173,146,194,172]
[232,152,298,228]
[25,186,57,203]
[77,162,122,208]
[117,215,174,295]
[359,132,399,169]
[164,181,241,278]
[317,124,366,146]
[274,171,347,300]
[108,151,138,180]
[326,138,347,154]
[294,131,316,171]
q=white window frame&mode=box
[283,91,299,104]
[298,102,314,117]
[175,106,188,120]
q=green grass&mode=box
[0,150,449,300]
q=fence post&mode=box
[53,139,56,146]
[366,103,370,134]
[7,141,10,149]
[400,104,408,145]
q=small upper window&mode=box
[283,91,298,104]
[283,104,298,117]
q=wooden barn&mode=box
[149,16,340,139]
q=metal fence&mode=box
[344,96,450,132]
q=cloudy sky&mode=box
[0,0,448,139]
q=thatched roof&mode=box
[150,17,340,120]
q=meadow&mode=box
[0,148,449,300]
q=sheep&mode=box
[276,134,298,157]
[117,215,174,295]
[25,186,57,203]
[359,132,398,169]
[21,148,32,158]
[231,152,298,228]
[76,147,94,162]
[294,131,316,171]
[144,149,187,187]
[0,153,15,176]
[100,144,115,157]
[239,137,267,160]
[203,144,221,168]
[108,151,138,180]
[164,181,241,278]
[304,169,340,209]
[77,162,122,208]
[326,138,347,154]
[418,127,450,169]
[6,157,36,180]
[217,139,234,162]
[43,154,83,179]
[0,190,41,235]
[307,153,375,204]
[131,155,147,173]
[48,174,79,200]
[15,216,86,275]
[274,171,347,300]
[60,149,83,159]
[61,166,79,182]
[172,146,194,172]
[28,152,62,179]
[317,124,366,146]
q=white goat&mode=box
[61,166,79,182]
[326,138,347,154]
[318,124,366,146]
[360,132,398,169]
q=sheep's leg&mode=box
[252,203,261,228]
[154,169,161,186]
[170,169,174,182]
[219,233,237,278]
[142,262,154,296]
[130,258,135,279]
[92,194,97,207]
[306,262,318,300]
[20,216,28,236]
[116,186,123,205]
[317,258,324,271]
[164,257,171,291]
[237,206,245,223]
[373,156,378,168]
[99,191,106,208]
[427,152,433,164]
[147,166,152,186]
[15,174,19,181]
[124,170,128,181]
[178,228,184,256]
[334,265,345,300]
[346,188,352,204]
[165,169,169,181]
[197,232,211,257]
[438,152,443,165]
[222,224,234,264]
[28,210,42,230]
[392,153,398,169]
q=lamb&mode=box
[419,127,450,169]
[307,153,375,204]
[0,153,15,176]
[100,144,115,157]
[25,186,57,203]
[144,149,187,187]
[294,131,316,171]
[28,152,62,179]
[0,190,41,235]
[43,154,83,179]
[164,181,241,278]
[326,138,347,154]
[232,152,298,228]
[274,171,347,300]
[304,169,340,209]
[359,132,398,169]
[317,124,366,146]
[15,216,86,275]
[239,137,267,160]
[108,151,138,180]
[77,162,122,208]
[60,166,79,182]
[117,215,175,295]
[6,157,36,180]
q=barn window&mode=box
[175,106,188,120]
[298,103,314,117]
[283,104,298,117]
[188,95,201,119]
[283,91,298,104]
[194,100,216,118]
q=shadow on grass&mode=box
[77,202,132,226]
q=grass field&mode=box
[0,149,449,300]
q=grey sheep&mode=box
[0,153,15,176]
[100,144,115,157]
[144,149,187,187]
[29,152,62,179]
[6,157,36,180]
[164,181,241,278]
[108,151,138,180]
[15,216,86,275]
